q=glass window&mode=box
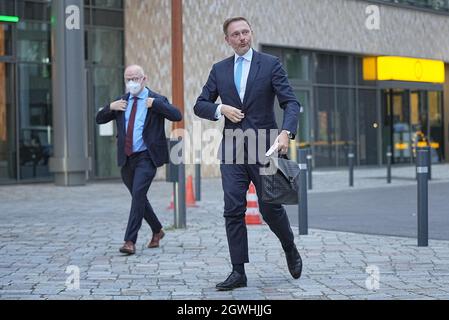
[376,0,449,13]
[285,50,310,81]
[93,67,122,178]
[17,1,51,22]
[91,0,123,9]
[91,8,123,27]
[315,53,334,84]
[261,46,282,59]
[90,28,123,66]
[428,91,444,162]
[295,90,310,145]
[0,23,13,56]
[335,55,355,85]
[336,88,356,166]
[17,21,51,63]
[0,1,15,15]
[18,63,53,180]
[313,87,336,167]
[0,62,16,182]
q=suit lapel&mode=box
[243,50,261,106]
[144,88,154,128]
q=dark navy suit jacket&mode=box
[194,50,301,162]
[96,88,182,168]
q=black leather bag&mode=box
[260,155,300,205]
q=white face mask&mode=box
[126,80,142,96]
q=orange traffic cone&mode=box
[167,193,174,210]
[186,175,198,207]
[245,183,263,225]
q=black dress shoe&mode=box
[216,271,247,291]
[285,244,303,279]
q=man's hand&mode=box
[146,98,155,108]
[221,104,245,123]
[110,99,127,111]
[276,130,290,155]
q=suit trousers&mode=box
[220,163,295,264]
[121,151,162,243]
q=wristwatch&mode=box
[284,130,295,140]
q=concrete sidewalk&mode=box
[1,167,449,300]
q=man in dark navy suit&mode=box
[96,65,182,255]
[194,17,303,290]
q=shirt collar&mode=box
[234,48,253,64]
[130,87,149,100]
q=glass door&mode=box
[382,88,444,165]
[313,87,336,167]
[428,91,444,162]
[382,89,413,164]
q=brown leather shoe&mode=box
[148,229,165,248]
[119,241,136,254]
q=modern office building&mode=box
[1,0,448,183]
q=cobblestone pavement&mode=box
[1,166,449,300]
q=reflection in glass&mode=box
[17,21,51,63]
[93,67,123,178]
[91,29,123,66]
[295,90,310,145]
[286,50,309,81]
[18,63,53,180]
[335,88,355,166]
[428,91,444,162]
[314,87,335,167]
[315,54,334,84]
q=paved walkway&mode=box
[1,165,449,300]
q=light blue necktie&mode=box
[234,56,244,95]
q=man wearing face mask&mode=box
[96,65,182,255]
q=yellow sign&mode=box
[363,56,445,83]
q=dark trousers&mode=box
[121,151,162,243]
[220,163,295,264]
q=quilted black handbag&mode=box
[260,155,300,205]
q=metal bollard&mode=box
[348,146,355,187]
[175,137,186,229]
[195,150,201,201]
[297,148,308,235]
[426,146,432,181]
[387,145,392,184]
[306,149,313,190]
[416,148,429,247]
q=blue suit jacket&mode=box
[194,50,301,162]
[96,88,182,167]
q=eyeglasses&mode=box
[125,76,143,82]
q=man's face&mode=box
[225,20,252,56]
[124,67,146,95]
[124,68,144,85]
